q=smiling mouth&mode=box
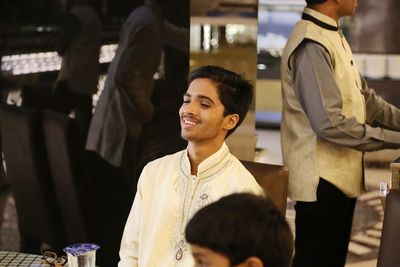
[182,118,198,128]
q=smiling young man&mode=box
[118,65,263,267]
[281,0,400,266]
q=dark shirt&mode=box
[56,14,81,56]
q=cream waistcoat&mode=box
[281,8,365,201]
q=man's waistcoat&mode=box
[281,8,365,201]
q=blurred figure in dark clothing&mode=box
[0,39,7,192]
[52,0,102,139]
[86,0,188,194]
[135,0,190,182]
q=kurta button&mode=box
[351,60,353,65]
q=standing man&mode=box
[86,0,188,190]
[281,1,400,266]
[118,65,263,267]
[53,0,102,137]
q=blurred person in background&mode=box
[52,0,102,139]
[86,0,188,196]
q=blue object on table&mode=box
[63,244,100,257]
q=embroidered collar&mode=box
[302,7,339,31]
[180,142,231,180]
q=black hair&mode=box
[306,0,327,5]
[188,65,253,138]
[185,193,293,267]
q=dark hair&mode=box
[185,193,293,267]
[306,0,327,5]
[188,66,253,138]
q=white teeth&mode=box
[184,119,196,125]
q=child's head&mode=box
[185,193,293,267]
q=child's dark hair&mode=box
[185,193,293,267]
[188,66,253,138]
[306,0,327,5]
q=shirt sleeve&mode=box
[118,183,142,267]
[162,21,189,51]
[360,75,400,131]
[292,41,400,151]
[114,28,155,123]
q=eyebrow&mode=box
[184,93,216,105]
[192,252,206,258]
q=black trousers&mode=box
[292,178,357,267]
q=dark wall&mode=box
[385,0,400,54]
[349,0,400,53]
[0,0,64,26]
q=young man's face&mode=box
[179,78,237,145]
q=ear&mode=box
[242,257,264,267]
[223,114,239,131]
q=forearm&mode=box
[115,73,154,122]
[114,46,155,122]
[162,21,189,51]
[315,115,400,151]
[293,41,400,151]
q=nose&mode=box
[180,101,197,117]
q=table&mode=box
[0,251,51,266]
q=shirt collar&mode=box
[302,7,339,31]
[181,142,231,179]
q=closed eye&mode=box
[200,99,213,107]
[183,93,192,104]
[195,257,209,267]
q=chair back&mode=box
[42,111,95,243]
[241,160,288,215]
[377,189,400,267]
[0,104,66,253]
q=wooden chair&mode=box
[377,189,400,267]
[241,160,289,215]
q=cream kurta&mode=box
[118,143,263,267]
